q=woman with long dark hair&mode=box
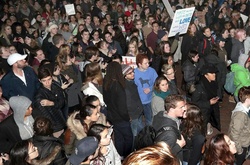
[103,62,133,159]
[181,23,199,65]
[64,104,100,155]
[204,133,236,165]
[181,103,206,165]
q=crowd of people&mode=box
[1,0,250,164]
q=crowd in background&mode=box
[1,0,250,164]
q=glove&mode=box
[175,32,180,41]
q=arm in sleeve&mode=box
[229,112,246,154]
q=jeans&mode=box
[113,121,133,157]
[142,103,153,126]
[130,115,144,137]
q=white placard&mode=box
[122,56,137,68]
[168,7,195,37]
[240,14,248,25]
[65,4,76,15]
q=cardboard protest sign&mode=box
[122,56,137,68]
[168,7,195,37]
[65,4,76,15]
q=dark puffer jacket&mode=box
[33,84,66,132]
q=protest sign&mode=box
[168,7,195,37]
[65,4,76,15]
[240,14,248,25]
[122,56,137,68]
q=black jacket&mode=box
[33,135,67,165]
[103,81,130,124]
[152,111,183,161]
[191,80,221,131]
[0,115,21,153]
[33,84,66,132]
[125,80,143,120]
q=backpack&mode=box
[134,125,179,150]
[224,72,236,94]
[134,126,156,150]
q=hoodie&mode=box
[231,63,250,96]
[9,96,34,140]
[228,102,250,154]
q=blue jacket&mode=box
[1,66,40,101]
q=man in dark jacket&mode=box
[152,94,186,162]
[1,53,40,101]
[122,64,144,138]
[33,67,66,138]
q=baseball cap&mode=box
[7,53,27,66]
[158,30,167,39]
[69,137,99,165]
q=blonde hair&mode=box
[123,142,180,165]
[161,64,173,74]
[0,24,11,45]
[127,42,139,56]
[234,29,246,40]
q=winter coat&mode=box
[33,135,67,165]
[204,54,227,99]
[152,111,183,161]
[103,81,130,124]
[191,79,221,131]
[1,66,40,101]
[65,111,107,155]
[228,102,250,154]
[33,84,66,132]
[125,80,143,120]
[0,115,22,153]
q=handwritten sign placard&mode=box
[65,4,76,15]
[168,7,195,37]
[122,56,137,68]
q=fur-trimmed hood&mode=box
[67,111,87,140]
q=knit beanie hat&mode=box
[121,64,133,76]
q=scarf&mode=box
[154,90,171,100]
